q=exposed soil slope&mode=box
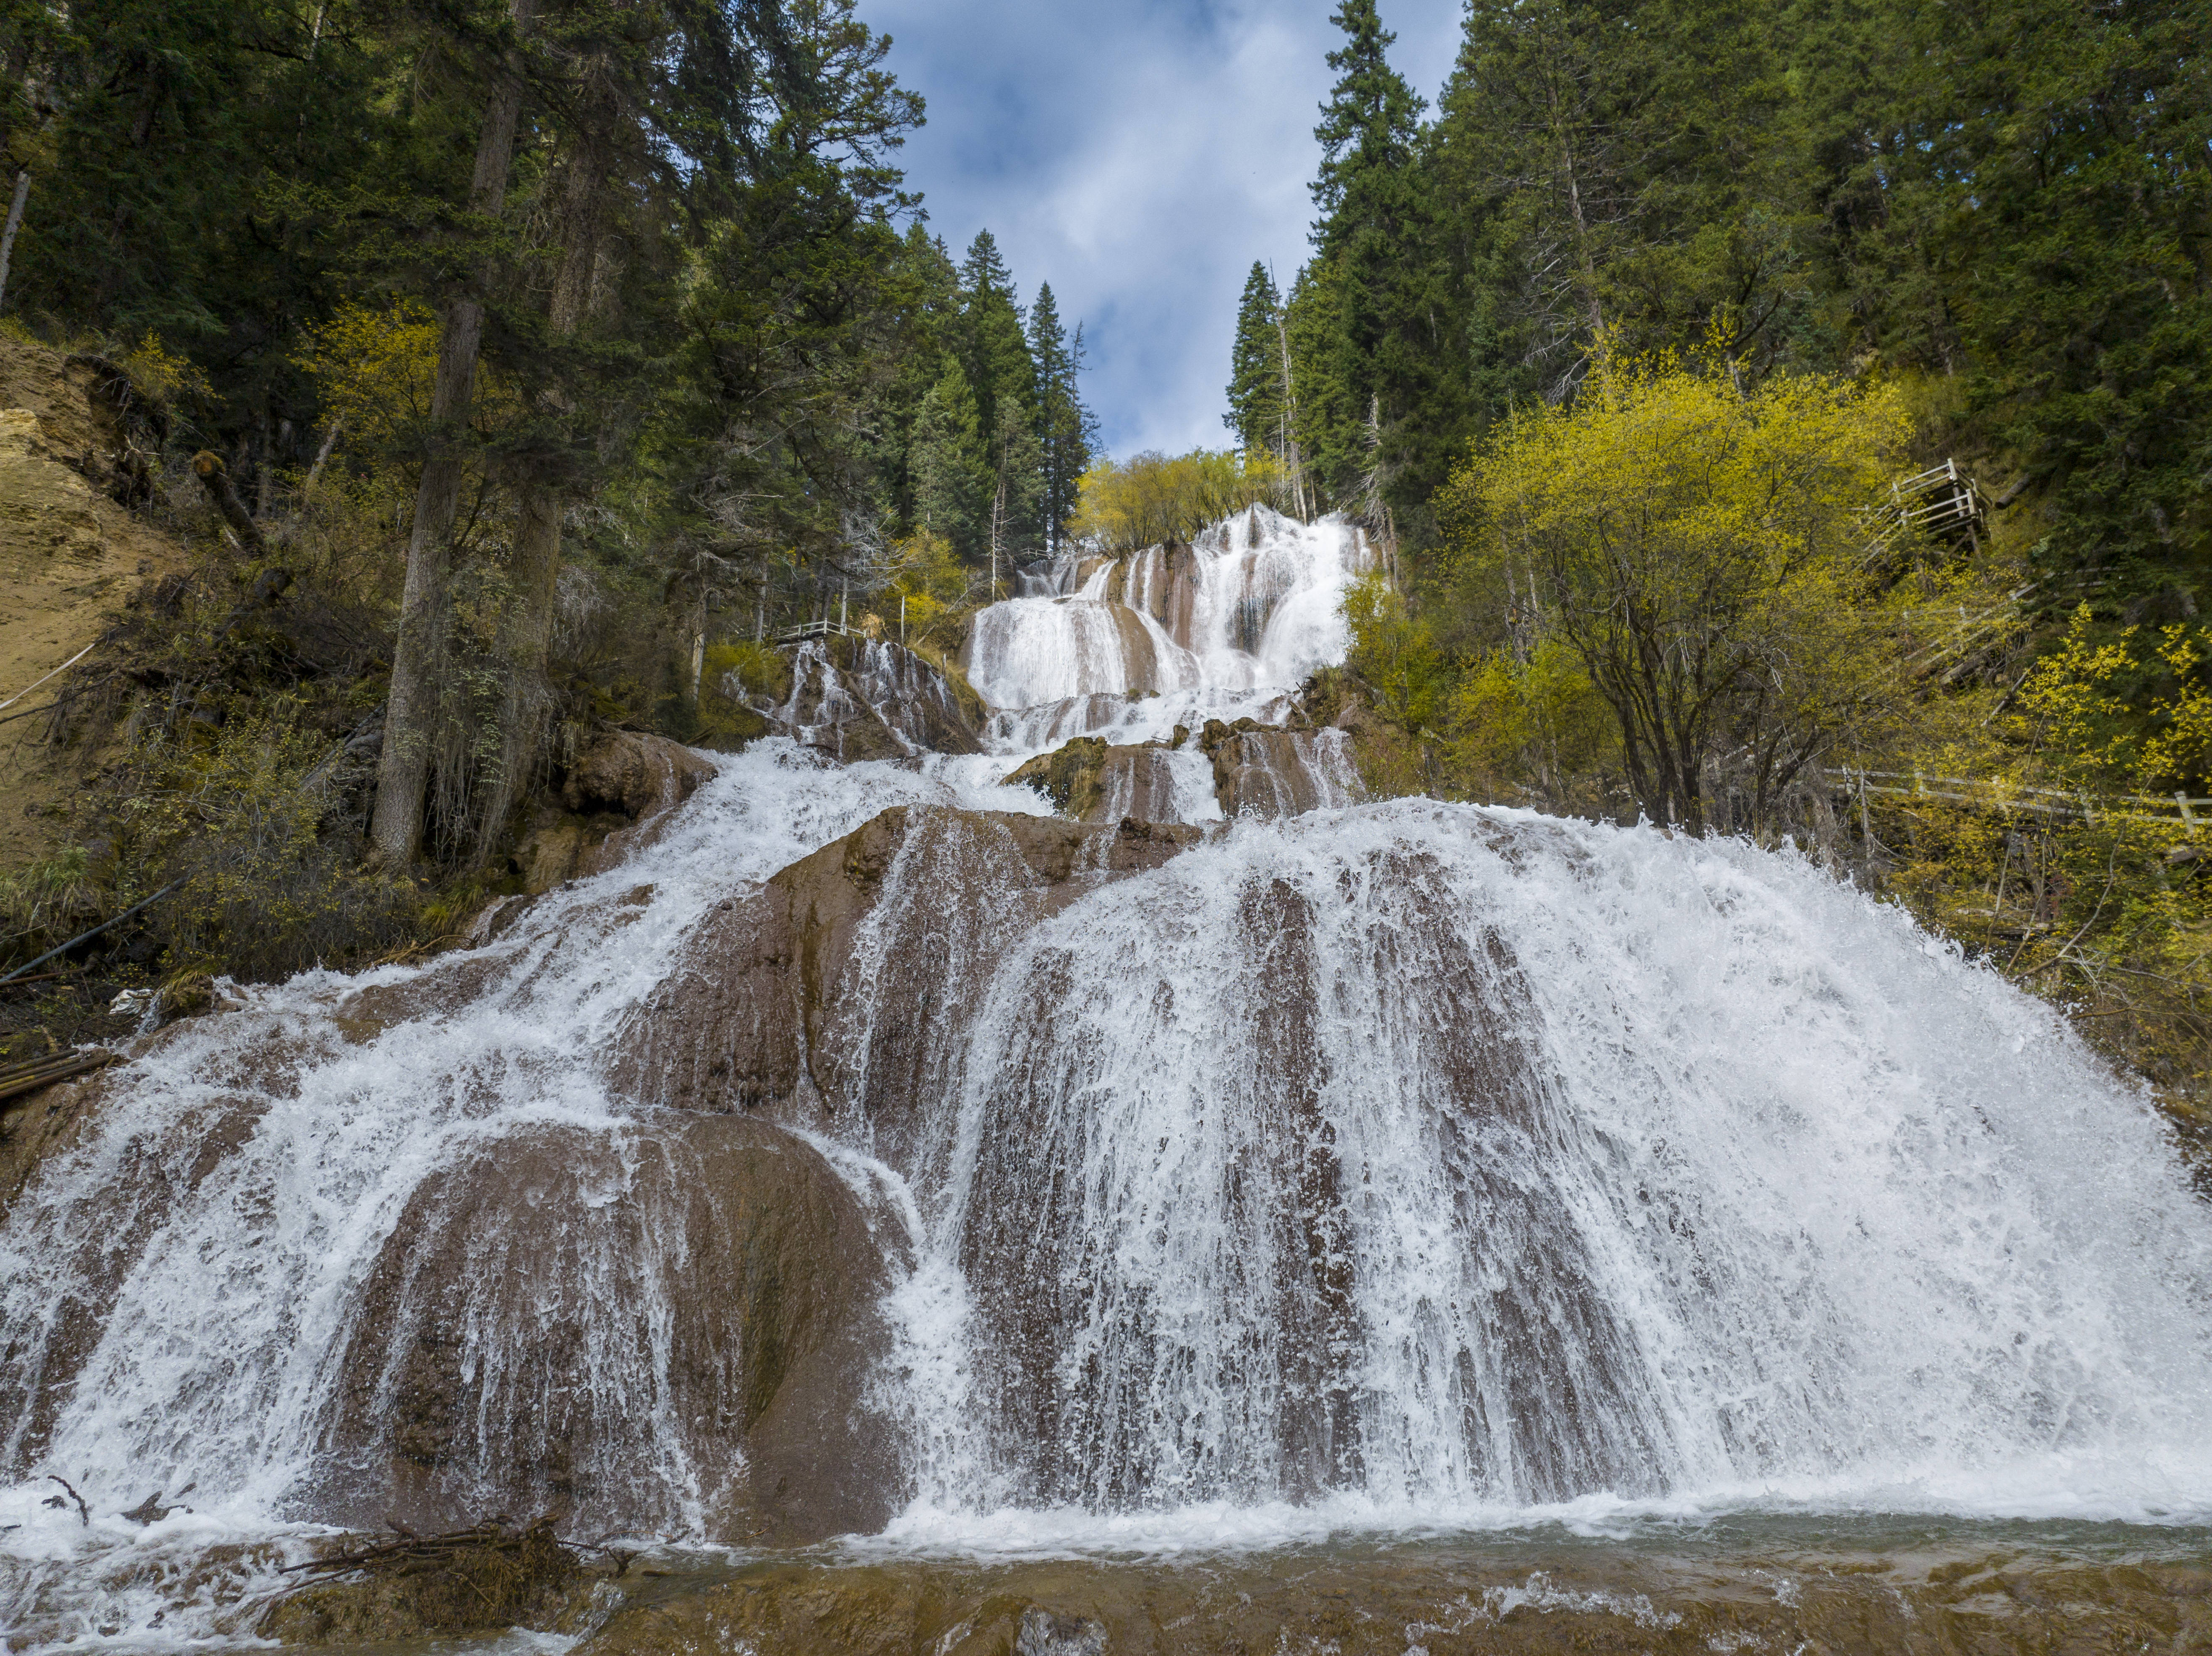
[0,338,191,868]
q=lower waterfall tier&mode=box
[4,743,2210,1556]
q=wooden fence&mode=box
[1828,768,2212,832]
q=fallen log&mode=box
[0,1049,115,1106]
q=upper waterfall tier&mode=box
[963,507,1372,746]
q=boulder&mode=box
[316,1113,895,1544]
[561,730,717,818]
[510,733,718,894]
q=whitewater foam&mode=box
[6,510,2212,1653]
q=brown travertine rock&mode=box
[506,732,717,892]
[0,1066,107,1223]
[317,1113,894,1544]
[0,1070,271,1466]
[613,806,1203,1156]
[569,1544,2212,1656]
[766,635,986,760]
[258,1522,589,1644]
[562,730,717,819]
[1211,726,1363,818]
[1004,737,1192,824]
[513,819,590,895]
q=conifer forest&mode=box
[3,3,2212,1649]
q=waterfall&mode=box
[8,750,2209,1567]
[967,506,1369,758]
[862,805,2212,1535]
[5,510,2212,1642]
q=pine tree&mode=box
[872,224,964,531]
[956,230,1034,450]
[910,356,991,557]
[1300,0,1443,515]
[949,229,1050,558]
[1225,262,1286,457]
[1312,0,1425,245]
[1030,283,1096,554]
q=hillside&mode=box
[0,339,188,868]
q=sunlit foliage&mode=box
[1071,450,1299,551]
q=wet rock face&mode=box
[612,805,1204,1149]
[1201,718,1364,819]
[0,1075,271,1469]
[1004,721,1363,825]
[258,1521,589,1645]
[568,1543,2212,1656]
[755,636,986,760]
[1004,735,1113,816]
[1002,738,1192,824]
[317,1113,894,1544]
[951,848,1668,1509]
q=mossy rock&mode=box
[1004,737,1111,818]
[259,1525,587,1645]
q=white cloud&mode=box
[865,0,1464,457]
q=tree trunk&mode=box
[0,169,31,313]
[475,85,615,853]
[191,452,267,554]
[370,0,539,868]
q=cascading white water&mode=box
[0,746,1053,1644]
[6,507,2212,1643]
[851,802,2212,1541]
[967,505,1370,757]
[4,753,2212,1640]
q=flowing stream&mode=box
[3,510,2212,1648]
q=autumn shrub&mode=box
[110,697,416,979]
[1072,449,1299,550]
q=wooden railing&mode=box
[772,619,860,645]
[1828,768,2212,830]
[1861,458,1989,561]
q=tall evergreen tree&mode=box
[1030,282,1095,554]
[910,355,991,555]
[955,229,1033,451]
[1311,0,1424,245]
[1298,0,1444,514]
[868,224,964,529]
[1225,262,1286,456]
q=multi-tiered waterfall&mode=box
[4,511,2212,1646]
[968,505,1367,743]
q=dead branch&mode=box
[44,1475,89,1526]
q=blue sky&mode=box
[863,0,1466,458]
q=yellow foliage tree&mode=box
[293,299,446,461]
[879,529,971,639]
[1444,638,1617,805]
[1442,355,1915,831]
[1071,449,1298,551]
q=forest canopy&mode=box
[0,0,1097,876]
[1248,0,2212,1104]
